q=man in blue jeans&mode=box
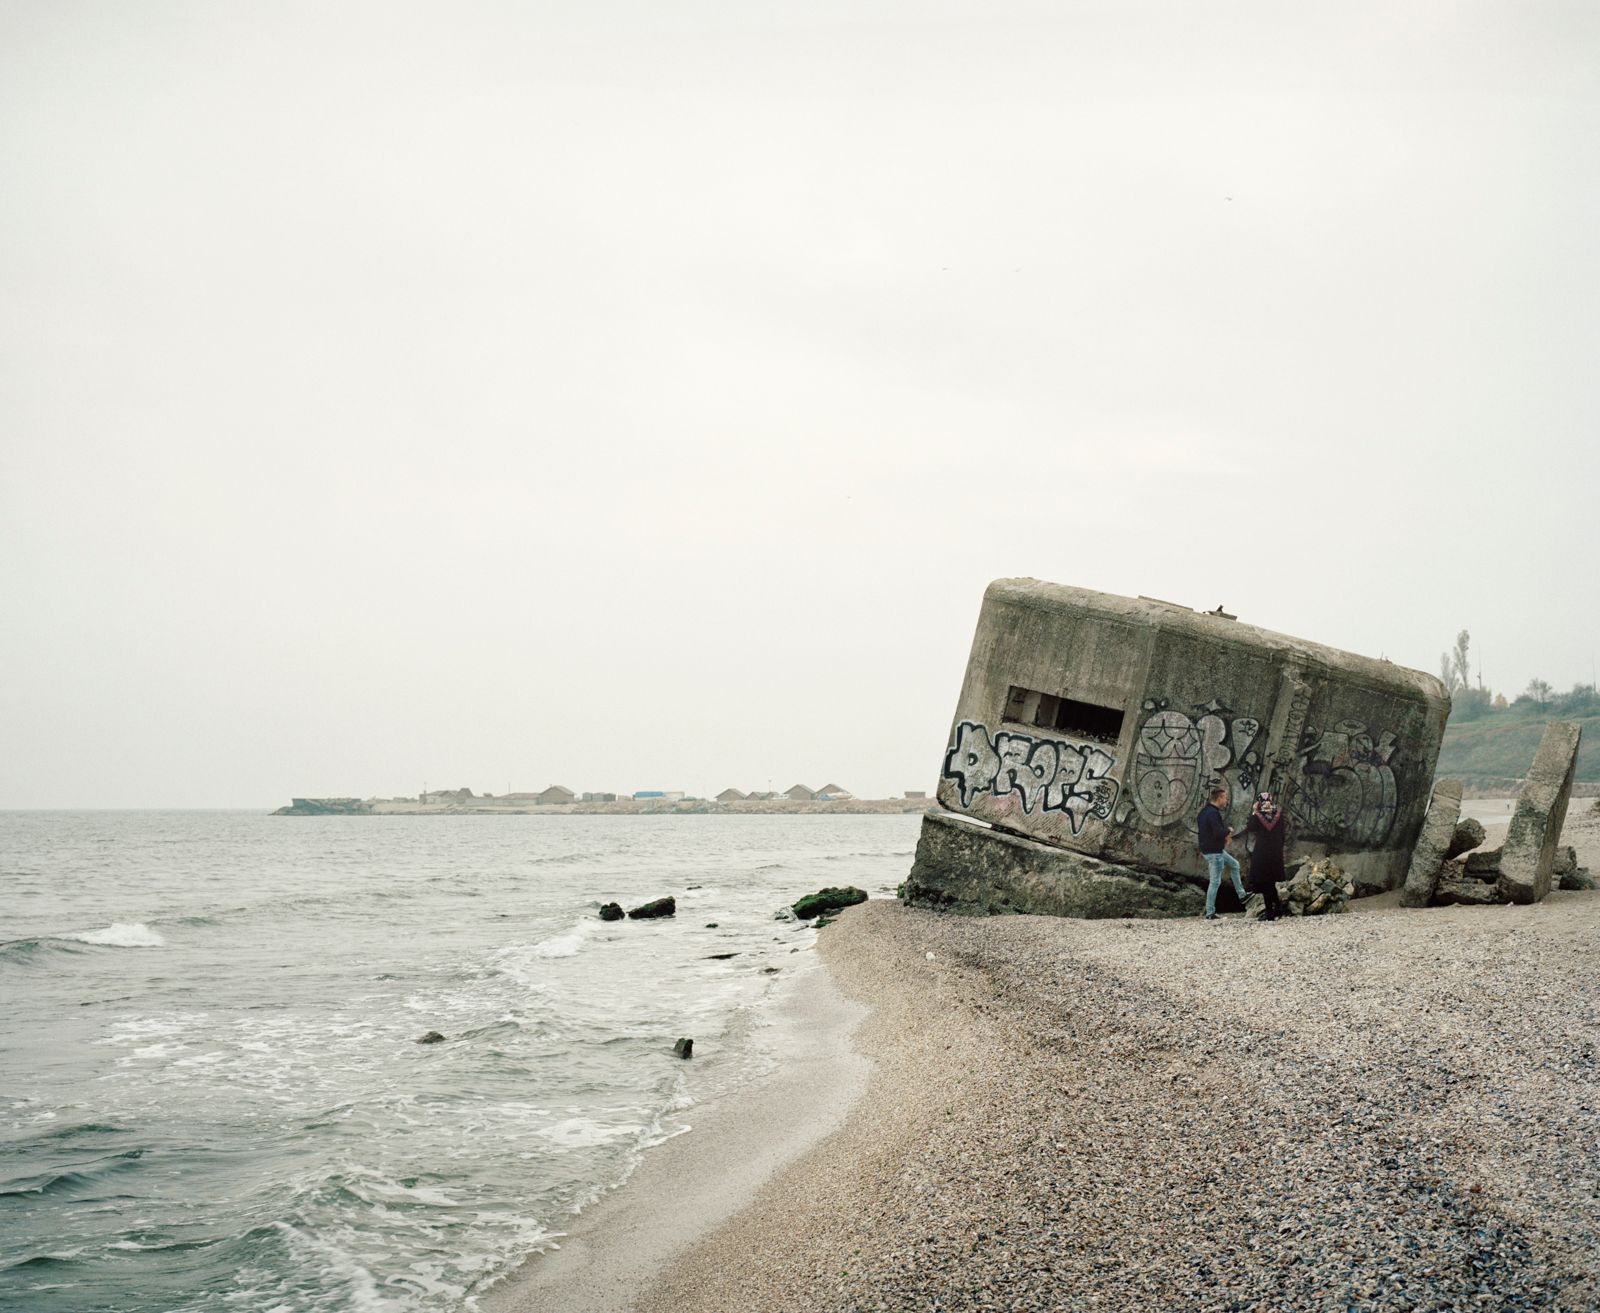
[1197,784,1246,920]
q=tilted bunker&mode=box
[907,579,1451,917]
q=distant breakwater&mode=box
[272,797,931,817]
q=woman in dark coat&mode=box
[1245,791,1288,921]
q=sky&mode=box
[2,1,1597,808]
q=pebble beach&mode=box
[631,805,1600,1313]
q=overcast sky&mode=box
[2,1,1596,808]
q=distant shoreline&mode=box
[272,796,931,817]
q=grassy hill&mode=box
[1436,711,1600,790]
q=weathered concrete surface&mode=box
[905,810,1203,919]
[1464,848,1503,877]
[1432,862,1504,906]
[932,579,1450,911]
[1445,817,1487,860]
[1400,779,1462,908]
[1497,721,1583,905]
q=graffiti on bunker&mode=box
[941,721,1119,835]
[1285,719,1401,846]
[1126,699,1262,828]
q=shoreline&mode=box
[635,806,1600,1312]
[482,802,1600,1312]
[480,954,871,1313]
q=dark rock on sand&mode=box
[1561,868,1597,891]
[792,887,869,920]
[629,897,677,920]
[599,902,625,922]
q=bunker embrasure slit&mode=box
[1002,685,1126,745]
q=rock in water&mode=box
[791,887,869,920]
[598,902,624,922]
[1497,720,1583,905]
[416,1031,445,1045]
[673,1037,694,1059]
[1400,779,1461,908]
[628,896,677,920]
[1444,817,1487,860]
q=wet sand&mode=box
[481,956,870,1313]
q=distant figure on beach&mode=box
[1244,791,1288,921]
[1197,785,1246,920]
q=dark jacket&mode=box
[1245,810,1288,889]
[1196,802,1229,855]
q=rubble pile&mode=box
[1274,859,1354,916]
[1403,720,1587,909]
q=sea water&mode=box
[0,810,918,1313]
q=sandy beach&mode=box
[490,803,1600,1312]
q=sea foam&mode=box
[62,923,166,948]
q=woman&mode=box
[1245,791,1288,921]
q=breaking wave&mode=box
[59,923,166,948]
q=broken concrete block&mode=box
[1497,721,1582,905]
[1444,817,1487,859]
[1433,869,1506,906]
[1464,847,1502,878]
[1552,845,1577,877]
[1400,778,1462,908]
[905,810,1204,918]
[1560,868,1596,891]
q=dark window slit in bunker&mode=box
[1002,685,1125,744]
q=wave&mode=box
[0,1148,146,1199]
[0,937,84,964]
[60,922,167,948]
[530,920,593,959]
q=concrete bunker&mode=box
[907,579,1451,917]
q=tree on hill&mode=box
[1524,678,1554,708]
[1439,629,1471,694]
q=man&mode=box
[1197,784,1246,920]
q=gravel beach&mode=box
[637,804,1600,1313]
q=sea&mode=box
[0,810,919,1313]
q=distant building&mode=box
[746,790,778,800]
[633,790,686,801]
[716,788,747,802]
[784,784,816,801]
[815,782,854,800]
[537,785,576,805]
[905,790,927,800]
[581,792,618,803]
